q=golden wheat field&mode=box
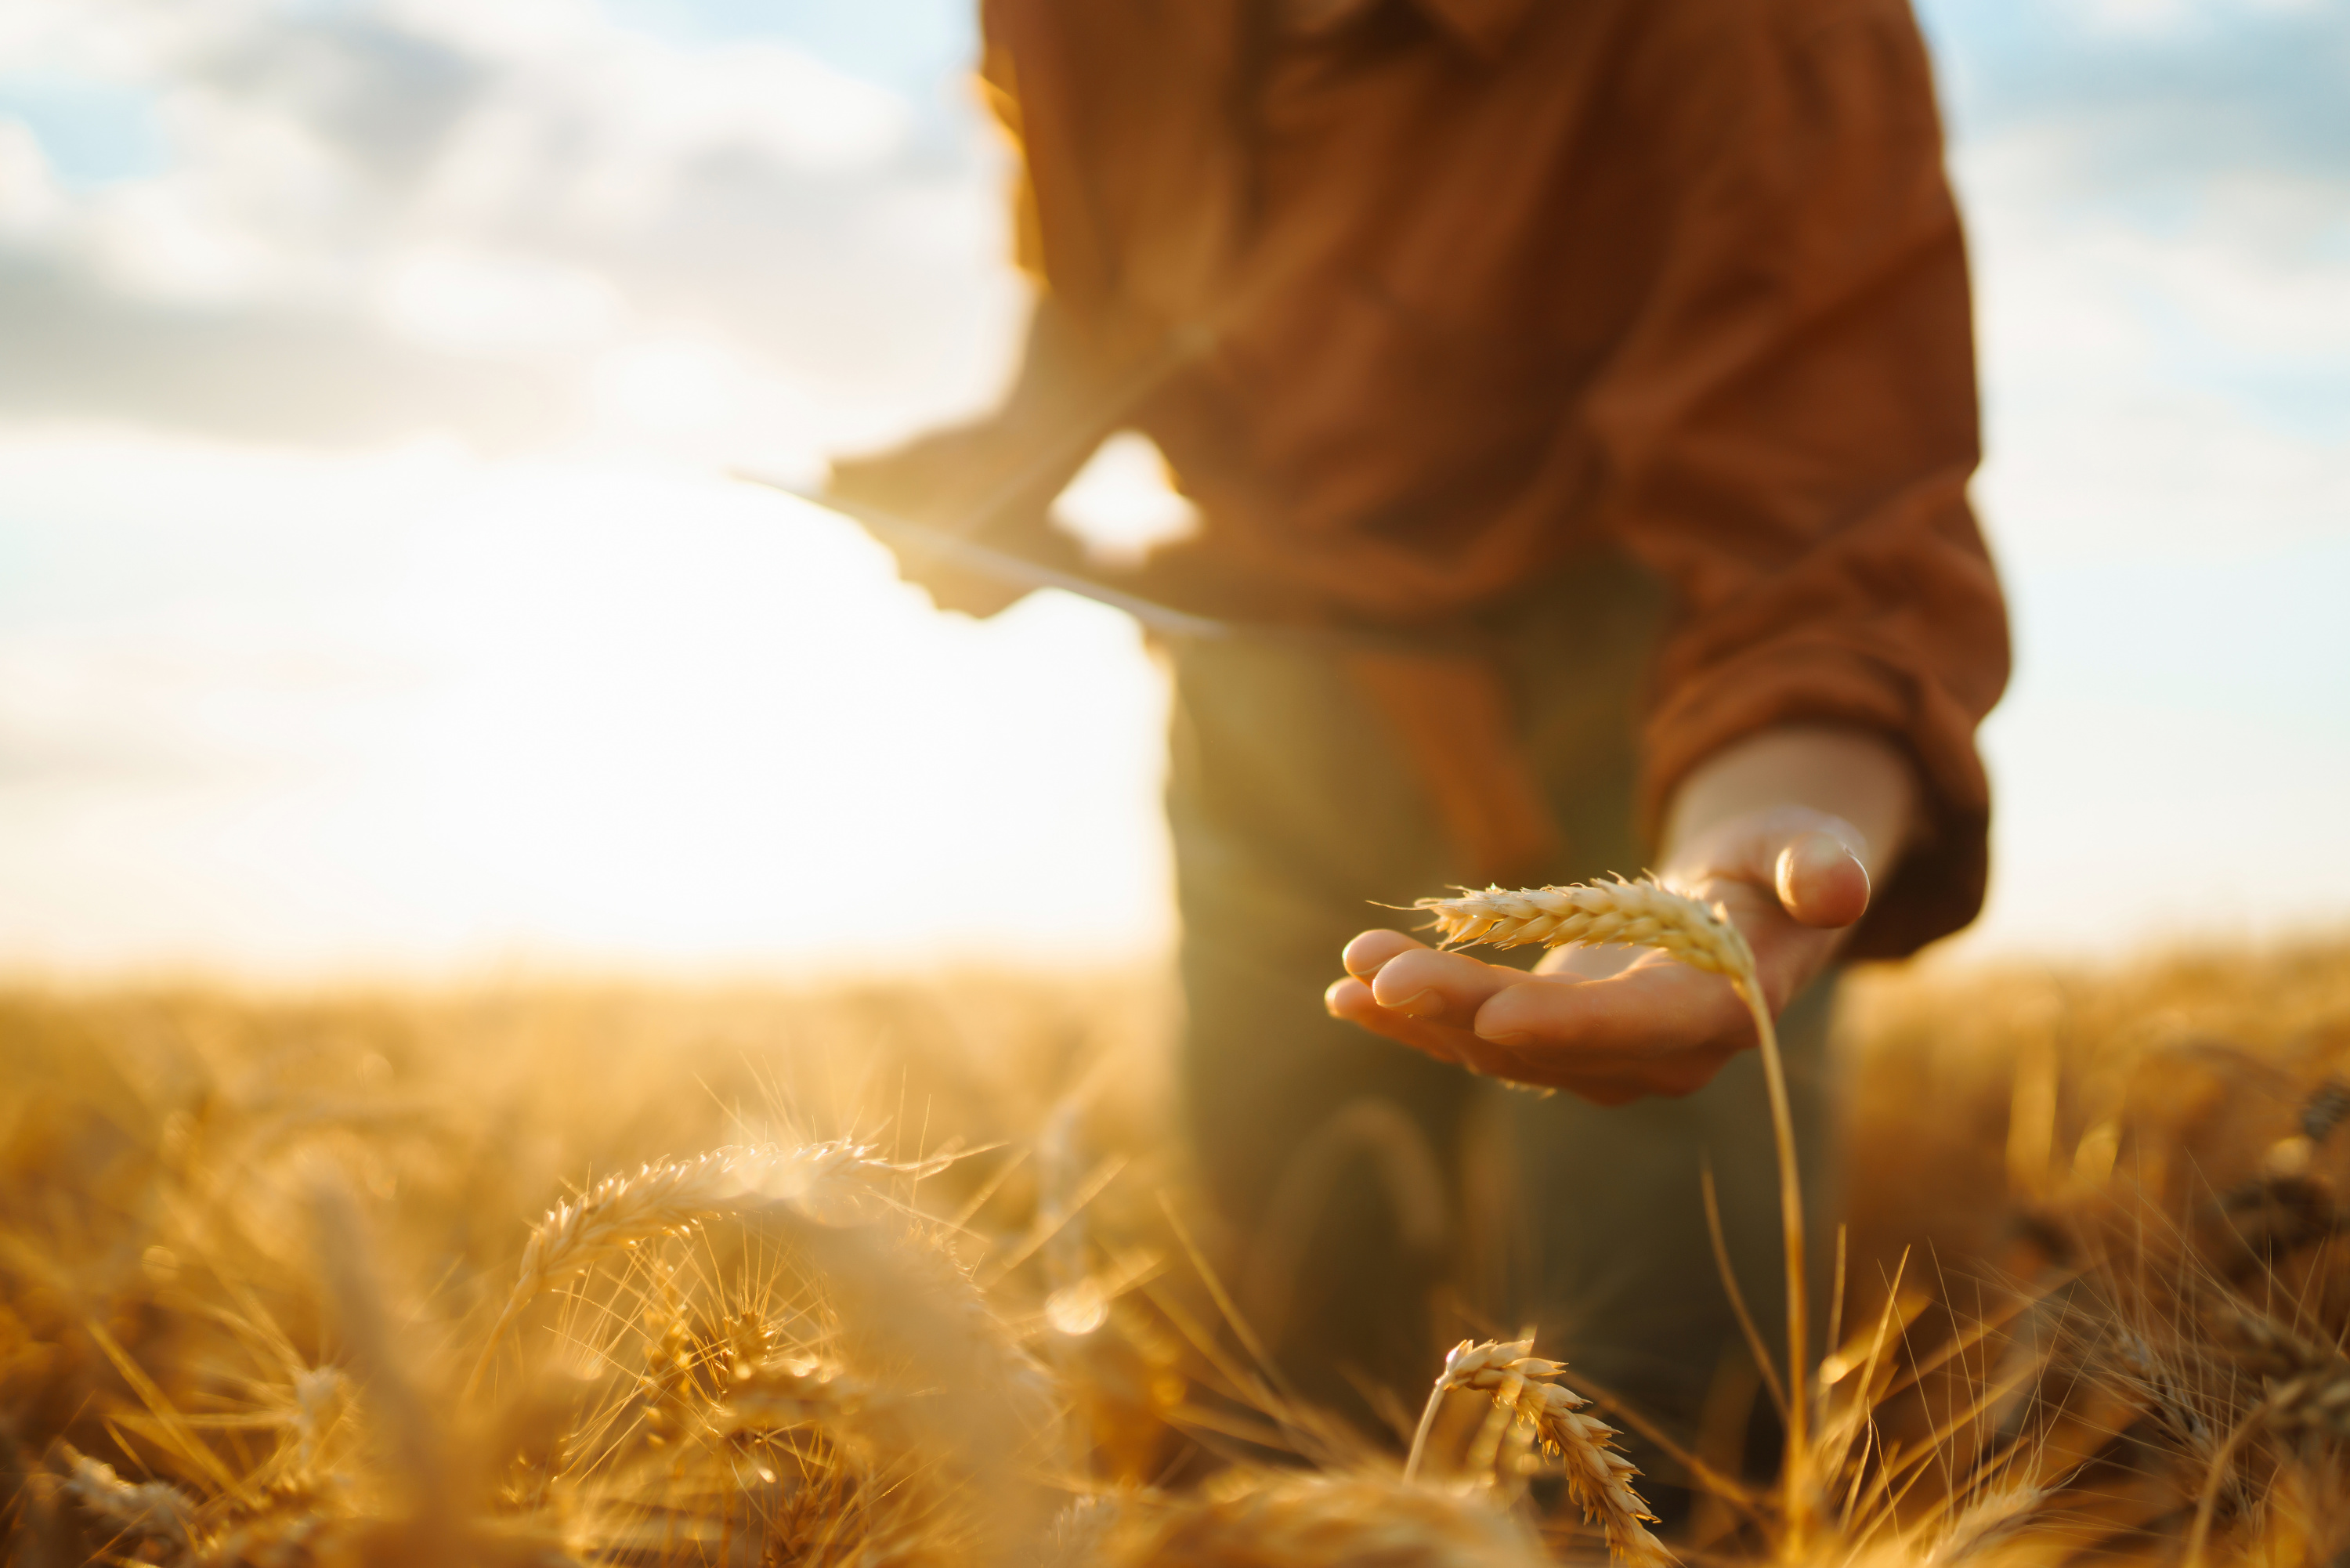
[5,934,2350,1567]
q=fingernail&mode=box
[1477,1026,1530,1046]
[1386,988,1440,1017]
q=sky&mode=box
[0,0,2345,977]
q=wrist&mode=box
[1661,726,1918,884]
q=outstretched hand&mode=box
[1323,728,1918,1105]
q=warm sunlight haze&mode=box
[9,7,2350,1567]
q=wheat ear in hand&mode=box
[1412,876,1813,1549]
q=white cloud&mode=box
[2074,0,2198,34]
[377,0,606,57]
[1955,128,2350,564]
[0,0,1007,452]
[379,244,626,354]
[405,33,910,231]
[2071,0,2330,31]
[590,337,747,433]
[0,0,246,79]
[589,39,909,176]
[0,119,63,236]
[89,174,310,304]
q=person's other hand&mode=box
[1325,725,1918,1104]
[827,423,1083,618]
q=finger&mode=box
[1331,977,1582,1088]
[1342,928,1430,980]
[1325,977,1467,1064]
[1368,944,1527,1029]
[1773,828,1871,929]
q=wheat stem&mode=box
[1734,961,1813,1555]
[1401,1381,1447,1484]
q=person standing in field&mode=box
[828,0,2009,1484]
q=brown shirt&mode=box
[978,0,2011,956]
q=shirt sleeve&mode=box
[1593,0,2011,959]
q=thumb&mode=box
[1773,827,1871,930]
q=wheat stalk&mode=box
[463,1140,891,1400]
[1403,1337,1671,1568]
[1412,876,1813,1548]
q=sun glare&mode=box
[0,432,1175,977]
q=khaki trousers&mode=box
[1166,555,1838,1475]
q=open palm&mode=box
[1324,813,1872,1104]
